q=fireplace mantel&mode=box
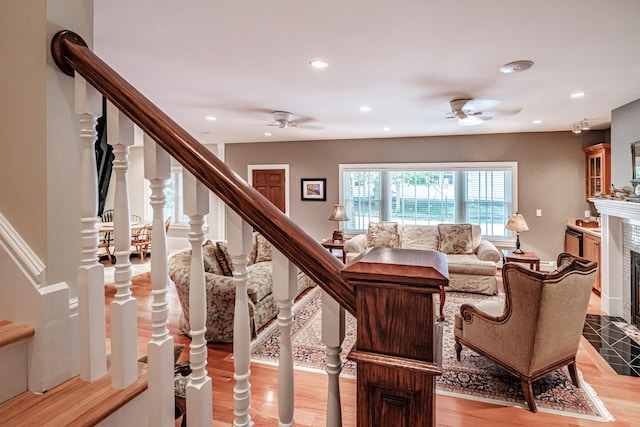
[591,197,640,320]
[592,198,640,222]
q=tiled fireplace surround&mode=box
[592,199,640,322]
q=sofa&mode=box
[343,222,501,295]
[168,232,317,343]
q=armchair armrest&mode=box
[344,234,366,254]
[204,273,237,297]
[459,300,506,322]
[476,239,501,262]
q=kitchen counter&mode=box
[567,218,601,237]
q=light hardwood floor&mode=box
[115,272,640,427]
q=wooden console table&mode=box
[341,247,449,427]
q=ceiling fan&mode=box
[269,111,298,128]
[266,111,322,130]
[446,99,496,127]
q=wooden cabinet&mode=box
[582,143,611,201]
[583,233,601,292]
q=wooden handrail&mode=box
[51,30,356,314]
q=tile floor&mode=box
[583,314,640,377]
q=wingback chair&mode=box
[453,253,597,412]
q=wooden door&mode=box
[252,169,286,213]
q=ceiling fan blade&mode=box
[458,115,485,126]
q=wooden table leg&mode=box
[439,286,445,321]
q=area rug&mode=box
[251,287,613,421]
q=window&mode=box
[146,166,189,225]
[341,162,517,239]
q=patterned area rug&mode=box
[251,287,613,421]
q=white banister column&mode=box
[322,291,345,427]
[107,101,138,389]
[75,75,107,382]
[144,137,174,427]
[272,249,297,427]
[183,170,213,426]
[227,211,254,427]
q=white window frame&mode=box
[339,162,519,244]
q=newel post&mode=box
[341,248,448,427]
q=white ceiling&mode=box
[93,0,640,144]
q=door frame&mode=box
[247,164,290,217]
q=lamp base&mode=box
[332,230,344,242]
[512,233,524,254]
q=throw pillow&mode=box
[400,225,439,250]
[214,241,234,276]
[254,233,272,263]
[437,224,473,254]
[365,222,399,248]
[202,240,223,275]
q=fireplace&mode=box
[632,251,640,329]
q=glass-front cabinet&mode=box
[582,143,611,201]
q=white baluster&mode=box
[144,136,174,427]
[322,291,345,427]
[272,249,297,427]
[227,211,254,427]
[107,102,138,388]
[183,170,213,425]
[75,75,107,382]
[107,101,138,389]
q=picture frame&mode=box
[301,178,326,201]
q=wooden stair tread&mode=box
[0,320,35,347]
[0,365,148,427]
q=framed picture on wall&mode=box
[301,178,326,201]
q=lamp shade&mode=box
[328,204,349,222]
[506,213,529,232]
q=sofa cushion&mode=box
[247,262,273,304]
[438,224,473,254]
[400,225,439,250]
[447,254,497,276]
[215,241,234,276]
[366,222,399,248]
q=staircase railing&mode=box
[52,29,357,426]
[51,30,444,427]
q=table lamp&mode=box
[506,212,529,254]
[328,204,349,242]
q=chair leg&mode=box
[454,337,462,361]
[439,286,446,321]
[521,379,537,412]
[567,362,581,388]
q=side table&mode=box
[502,249,540,271]
[321,239,346,263]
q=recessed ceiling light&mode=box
[383,127,391,132]
[571,92,586,98]
[205,116,216,121]
[499,60,534,74]
[532,120,542,124]
[309,59,329,69]
[264,132,271,137]
[360,106,371,112]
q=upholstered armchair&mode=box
[453,253,597,412]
